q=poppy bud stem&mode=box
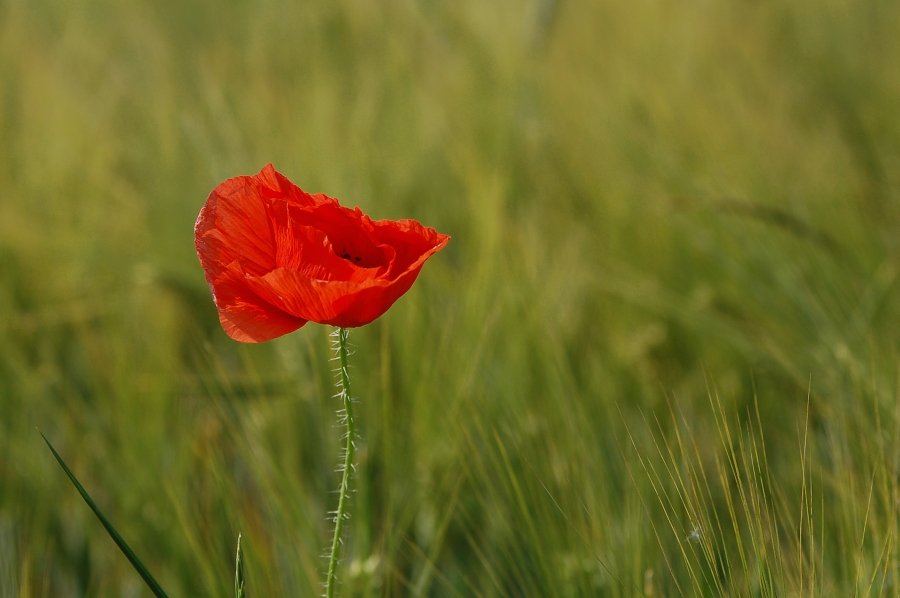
[326,327,355,598]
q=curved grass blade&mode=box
[40,431,170,598]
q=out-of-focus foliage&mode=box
[1,0,900,595]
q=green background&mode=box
[2,0,900,595]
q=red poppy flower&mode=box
[195,164,449,342]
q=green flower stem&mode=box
[326,327,355,598]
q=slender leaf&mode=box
[40,431,171,598]
[235,533,246,598]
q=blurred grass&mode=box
[1,0,900,595]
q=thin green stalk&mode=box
[326,327,356,598]
[235,534,245,598]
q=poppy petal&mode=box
[293,202,390,272]
[244,268,358,324]
[196,180,276,279]
[369,218,450,277]
[266,200,373,282]
[329,268,422,327]
[209,261,307,342]
[254,163,331,207]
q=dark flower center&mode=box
[335,245,382,268]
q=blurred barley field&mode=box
[2,0,900,595]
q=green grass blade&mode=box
[235,533,245,598]
[40,431,171,598]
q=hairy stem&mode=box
[326,327,355,598]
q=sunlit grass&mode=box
[1,0,899,595]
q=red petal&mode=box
[266,200,376,282]
[329,266,423,327]
[244,268,358,324]
[244,258,429,328]
[369,218,450,277]
[296,202,390,271]
[195,178,277,280]
[209,261,307,342]
[254,164,335,207]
